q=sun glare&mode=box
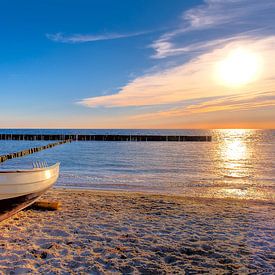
[216,47,262,87]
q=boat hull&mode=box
[0,188,50,222]
[0,163,59,222]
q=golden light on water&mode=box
[220,188,248,197]
[221,136,248,179]
[207,129,273,201]
[216,47,262,87]
[223,139,247,161]
[219,129,250,162]
[214,129,255,198]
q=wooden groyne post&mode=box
[0,134,212,142]
[0,139,71,164]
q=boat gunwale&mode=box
[0,162,60,174]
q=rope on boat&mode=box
[0,140,72,163]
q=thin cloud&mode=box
[151,34,250,60]
[187,92,275,114]
[78,36,275,108]
[183,0,267,30]
[128,91,275,124]
[151,0,275,58]
[75,0,275,128]
[46,31,148,43]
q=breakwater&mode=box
[0,140,71,163]
[0,134,211,142]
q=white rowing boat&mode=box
[0,163,59,221]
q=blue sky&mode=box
[0,0,274,128]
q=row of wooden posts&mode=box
[0,134,212,142]
[0,139,72,163]
[0,134,212,164]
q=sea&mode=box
[0,129,274,201]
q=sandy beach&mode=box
[0,189,274,274]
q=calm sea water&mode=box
[0,129,274,201]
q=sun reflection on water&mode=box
[220,130,252,169]
[223,139,247,161]
[219,188,248,197]
[214,129,256,198]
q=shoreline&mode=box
[0,188,274,273]
[54,186,275,205]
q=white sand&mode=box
[0,188,274,274]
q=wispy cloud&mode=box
[182,0,273,30]
[187,92,275,114]
[151,34,249,60]
[78,36,275,108]
[151,0,275,58]
[46,31,148,43]
[76,0,275,128]
[130,91,275,121]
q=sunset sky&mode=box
[1,0,274,129]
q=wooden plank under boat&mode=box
[0,163,60,222]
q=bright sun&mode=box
[216,47,262,87]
